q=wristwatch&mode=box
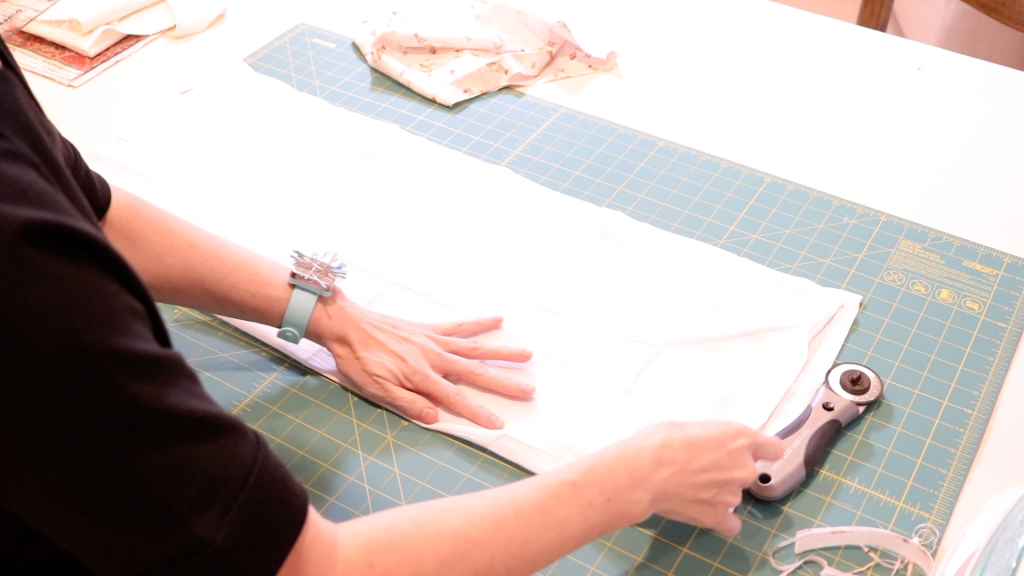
[277,250,347,344]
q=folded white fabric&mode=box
[86,64,862,474]
[355,2,617,106]
[23,0,226,57]
[33,0,159,34]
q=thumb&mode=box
[710,511,743,537]
[752,432,785,462]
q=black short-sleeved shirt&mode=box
[0,39,307,575]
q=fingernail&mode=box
[420,407,437,422]
[520,381,535,395]
[489,413,505,428]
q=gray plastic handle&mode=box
[748,385,863,500]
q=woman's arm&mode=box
[100,186,785,576]
[280,421,783,576]
[100,185,532,429]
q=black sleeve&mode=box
[0,158,308,576]
[0,44,308,576]
[1,39,110,220]
[59,134,111,220]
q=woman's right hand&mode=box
[606,421,784,536]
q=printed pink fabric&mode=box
[354,2,617,106]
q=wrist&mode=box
[572,440,659,526]
[303,290,356,346]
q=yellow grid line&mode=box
[202,23,1024,576]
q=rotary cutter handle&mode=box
[748,362,884,501]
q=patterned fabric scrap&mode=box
[354,2,617,106]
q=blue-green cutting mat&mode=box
[169,23,1024,575]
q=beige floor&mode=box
[767,0,862,23]
[766,0,1024,70]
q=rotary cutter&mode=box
[748,362,883,501]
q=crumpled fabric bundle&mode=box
[354,2,617,106]
[86,65,862,474]
[23,0,226,57]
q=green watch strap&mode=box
[277,284,319,344]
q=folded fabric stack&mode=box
[23,0,225,57]
[6,0,226,87]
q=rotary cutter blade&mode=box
[748,362,883,501]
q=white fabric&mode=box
[33,0,160,34]
[160,0,228,38]
[85,64,862,473]
[20,24,127,59]
[23,0,226,57]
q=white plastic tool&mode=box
[771,487,1024,576]
[770,523,939,575]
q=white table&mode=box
[26,0,1024,561]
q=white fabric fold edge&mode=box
[34,0,160,34]
[23,0,225,57]
[222,293,859,473]
[24,2,173,57]
[84,62,863,474]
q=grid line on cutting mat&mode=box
[159,23,1024,575]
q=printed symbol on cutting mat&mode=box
[883,270,907,286]
[239,25,1024,573]
[909,278,932,295]
[935,288,959,304]
[961,296,985,314]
